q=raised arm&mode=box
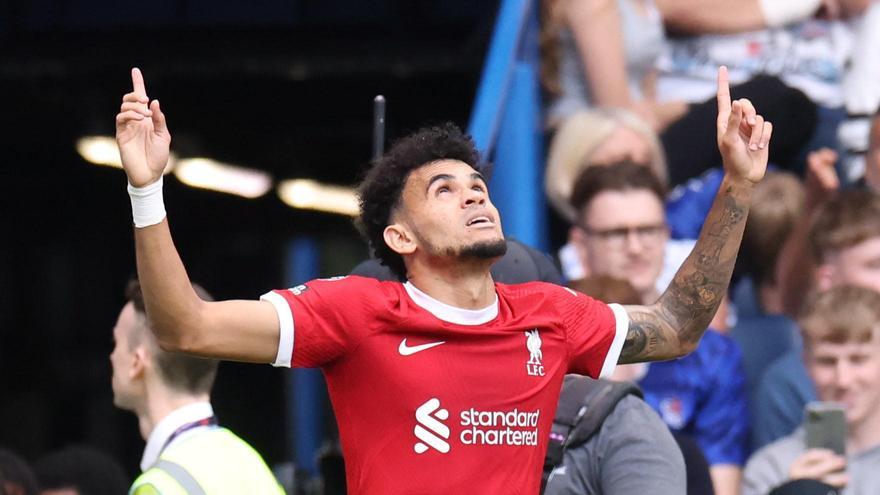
[619,67,772,364]
[116,68,279,363]
[565,0,630,106]
[562,0,647,121]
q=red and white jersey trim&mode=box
[402,281,499,325]
[600,303,629,378]
[260,291,295,367]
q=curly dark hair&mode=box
[34,445,128,495]
[357,123,483,279]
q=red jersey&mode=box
[261,275,628,494]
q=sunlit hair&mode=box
[357,123,483,279]
[800,285,880,349]
[545,109,668,222]
[809,189,880,262]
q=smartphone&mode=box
[804,402,847,455]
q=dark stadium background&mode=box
[0,0,497,477]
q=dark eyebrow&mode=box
[426,173,455,195]
[425,172,487,196]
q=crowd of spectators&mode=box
[3,1,880,494]
[538,1,880,493]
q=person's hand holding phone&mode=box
[788,449,848,488]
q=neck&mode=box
[136,382,211,441]
[407,257,497,309]
[848,411,880,454]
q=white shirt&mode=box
[558,238,696,295]
[140,402,214,472]
[655,18,856,108]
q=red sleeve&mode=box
[260,275,392,368]
[554,286,629,378]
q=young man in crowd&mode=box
[753,188,880,448]
[110,280,283,494]
[113,66,771,493]
[743,285,880,494]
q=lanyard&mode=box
[159,416,218,455]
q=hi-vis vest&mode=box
[129,427,284,495]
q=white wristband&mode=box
[760,0,822,27]
[128,177,167,228]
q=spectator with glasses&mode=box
[566,161,750,495]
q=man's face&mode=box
[806,330,880,428]
[821,236,880,292]
[573,189,668,299]
[394,159,505,262]
[110,303,141,411]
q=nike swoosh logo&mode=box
[398,339,446,356]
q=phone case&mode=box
[804,402,847,455]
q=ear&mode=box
[814,263,837,292]
[568,224,585,247]
[802,347,818,383]
[129,346,148,380]
[567,225,592,279]
[569,225,589,259]
[383,223,417,256]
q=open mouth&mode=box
[466,216,492,227]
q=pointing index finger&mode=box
[131,67,148,98]
[716,66,731,125]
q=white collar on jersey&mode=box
[403,281,499,325]
[140,402,214,472]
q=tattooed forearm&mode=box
[664,191,746,344]
[619,309,667,363]
[620,178,752,363]
[620,323,648,361]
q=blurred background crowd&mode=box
[2,0,880,494]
